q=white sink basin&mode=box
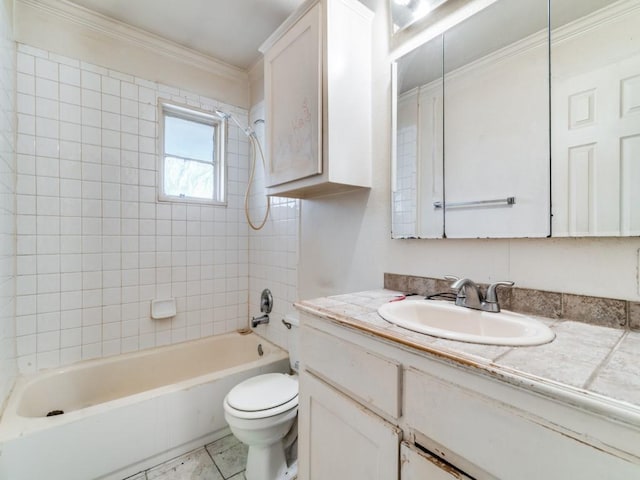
[377,299,555,346]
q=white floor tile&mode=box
[146,448,223,480]
[209,443,248,479]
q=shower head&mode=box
[215,109,232,120]
[216,109,256,138]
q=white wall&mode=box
[298,0,640,303]
[0,0,17,406]
[14,44,251,373]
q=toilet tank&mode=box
[285,314,300,373]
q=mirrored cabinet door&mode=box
[390,0,639,239]
[551,0,640,236]
[392,36,444,238]
[442,0,550,238]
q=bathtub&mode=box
[0,332,290,480]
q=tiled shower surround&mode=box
[14,43,253,373]
[0,0,17,405]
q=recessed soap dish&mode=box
[151,298,177,319]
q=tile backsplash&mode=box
[15,43,251,373]
[384,273,640,330]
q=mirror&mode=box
[392,35,444,238]
[392,0,550,238]
[392,0,639,238]
[551,0,640,236]
[389,0,449,35]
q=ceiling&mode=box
[66,0,307,70]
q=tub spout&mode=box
[251,314,270,328]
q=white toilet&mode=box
[224,315,299,480]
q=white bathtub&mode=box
[0,332,290,480]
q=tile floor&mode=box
[124,434,248,480]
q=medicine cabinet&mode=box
[391,0,640,238]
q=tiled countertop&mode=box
[295,289,640,420]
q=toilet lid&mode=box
[227,373,298,412]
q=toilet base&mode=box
[245,441,297,480]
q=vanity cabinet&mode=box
[259,0,373,198]
[298,311,640,480]
[298,324,401,479]
[298,372,400,479]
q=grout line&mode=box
[203,446,226,480]
[582,330,628,390]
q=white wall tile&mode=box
[35,58,58,80]
[35,77,58,101]
[60,65,80,86]
[15,44,251,373]
[81,70,101,91]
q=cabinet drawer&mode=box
[401,442,472,480]
[404,367,640,480]
[301,325,401,418]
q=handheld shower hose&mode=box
[245,132,270,231]
[216,109,270,231]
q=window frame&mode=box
[158,99,227,205]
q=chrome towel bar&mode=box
[433,196,516,209]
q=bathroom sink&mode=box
[377,300,555,346]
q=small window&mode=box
[159,101,226,204]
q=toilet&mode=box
[224,315,299,480]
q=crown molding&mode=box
[16,0,248,82]
[552,0,640,46]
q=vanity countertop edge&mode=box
[294,289,640,429]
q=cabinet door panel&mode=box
[264,3,322,187]
[299,371,400,480]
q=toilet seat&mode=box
[225,373,298,420]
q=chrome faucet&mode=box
[448,276,514,313]
[251,288,273,328]
[251,314,270,328]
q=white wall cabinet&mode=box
[260,0,373,198]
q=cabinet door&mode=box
[298,371,400,480]
[401,443,472,480]
[263,3,322,187]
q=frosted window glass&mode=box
[164,156,214,200]
[164,115,214,162]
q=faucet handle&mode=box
[485,281,514,303]
[444,275,459,285]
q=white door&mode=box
[552,36,640,236]
[298,371,400,480]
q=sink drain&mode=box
[46,410,64,417]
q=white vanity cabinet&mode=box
[298,372,400,479]
[298,325,401,479]
[297,311,640,480]
[259,0,373,198]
